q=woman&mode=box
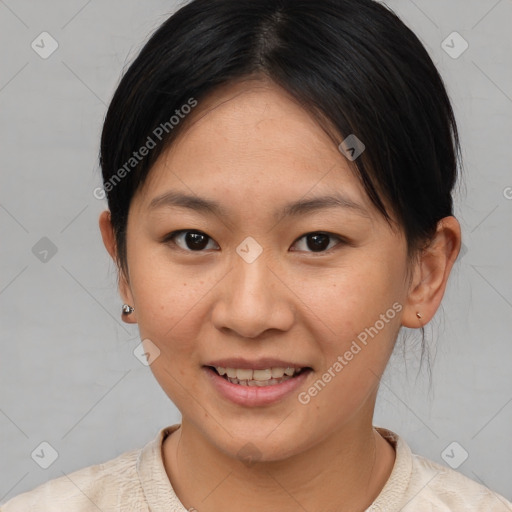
[3,0,511,510]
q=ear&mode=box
[98,210,137,324]
[401,216,461,328]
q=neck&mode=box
[162,416,395,512]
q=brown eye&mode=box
[164,230,219,251]
[291,232,343,253]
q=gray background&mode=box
[1,0,511,505]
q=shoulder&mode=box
[407,451,512,511]
[373,427,512,511]
[0,447,144,512]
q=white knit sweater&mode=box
[2,424,511,511]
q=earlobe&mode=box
[98,211,137,324]
[121,304,137,324]
[401,216,461,328]
[120,301,137,324]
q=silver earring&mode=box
[122,304,135,315]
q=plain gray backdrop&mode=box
[1,0,511,505]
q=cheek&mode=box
[133,271,207,343]
[128,261,215,406]
[293,258,403,342]
[127,241,228,359]
[295,260,403,401]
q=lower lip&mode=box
[204,367,312,407]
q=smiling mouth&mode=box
[207,366,311,386]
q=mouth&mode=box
[206,365,311,387]
[203,358,313,406]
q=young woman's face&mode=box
[122,80,414,461]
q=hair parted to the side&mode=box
[99,0,462,371]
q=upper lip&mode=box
[204,358,311,370]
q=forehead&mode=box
[133,79,380,223]
[172,79,341,165]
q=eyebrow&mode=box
[148,190,370,220]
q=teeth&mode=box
[271,367,285,378]
[213,366,303,384]
[253,369,272,381]
[235,369,253,380]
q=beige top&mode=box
[2,424,511,511]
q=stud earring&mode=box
[416,312,422,319]
[122,304,135,315]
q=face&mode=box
[117,80,414,461]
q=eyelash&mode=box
[161,230,347,255]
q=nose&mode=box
[211,251,295,339]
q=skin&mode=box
[99,79,461,511]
